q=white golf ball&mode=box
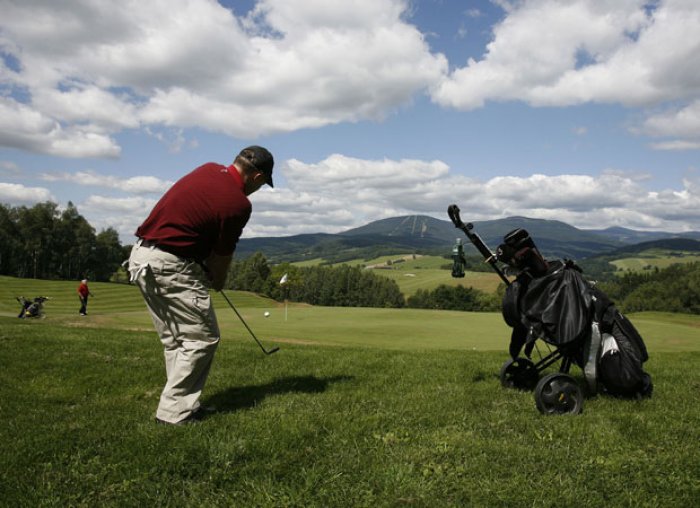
[264,311,270,317]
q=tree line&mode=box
[226,253,406,308]
[406,284,502,312]
[227,252,700,315]
[598,262,700,314]
[226,252,501,311]
[227,252,501,311]
[0,202,126,281]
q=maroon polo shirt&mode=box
[77,282,89,298]
[136,163,251,262]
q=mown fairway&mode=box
[1,276,699,506]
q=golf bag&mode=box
[501,254,652,399]
[447,204,652,414]
[16,296,49,318]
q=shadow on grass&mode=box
[204,375,354,414]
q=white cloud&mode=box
[2,0,699,156]
[0,182,55,204]
[640,99,700,150]
[285,154,449,187]
[37,156,697,242]
[0,0,446,154]
[32,86,140,132]
[432,0,700,109]
[650,140,700,151]
[79,195,160,240]
[40,170,173,194]
[83,195,158,213]
[0,98,121,158]
[238,155,700,237]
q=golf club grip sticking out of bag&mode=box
[447,204,510,286]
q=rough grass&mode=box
[1,319,699,507]
[1,276,700,506]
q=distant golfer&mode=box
[128,146,274,425]
[77,279,92,316]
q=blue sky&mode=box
[1,0,699,242]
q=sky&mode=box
[1,0,699,243]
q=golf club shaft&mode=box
[220,290,279,355]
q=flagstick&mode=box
[279,273,289,322]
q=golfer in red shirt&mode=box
[77,279,92,316]
[128,146,273,425]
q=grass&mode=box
[3,276,697,352]
[290,255,503,296]
[354,254,501,296]
[377,267,500,297]
[1,276,700,506]
[611,250,700,273]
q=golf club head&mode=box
[266,347,280,355]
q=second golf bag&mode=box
[16,296,49,318]
[448,204,652,414]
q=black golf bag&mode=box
[16,296,49,318]
[447,205,652,414]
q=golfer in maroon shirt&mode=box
[128,146,273,425]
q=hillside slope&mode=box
[237,214,700,263]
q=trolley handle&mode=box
[447,204,510,286]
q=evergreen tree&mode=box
[0,201,122,281]
[407,284,500,312]
[93,228,125,281]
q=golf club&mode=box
[220,290,280,355]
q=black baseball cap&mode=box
[238,145,274,187]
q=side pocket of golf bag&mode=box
[598,311,652,398]
[502,279,522,329]
[502,279,532,359]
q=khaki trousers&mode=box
[128,242,220,423]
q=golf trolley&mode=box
[447,205,652,415]
[16,296,49,319]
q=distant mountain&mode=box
[236,214,700,263]
[460,216,623,259]
[340,215,623,259]
[341,215,456,241]
[584,226,700,243]
[590,238,700,257]
[235,233,337,261]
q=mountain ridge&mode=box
[237,214,700,263]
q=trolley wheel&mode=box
[534,373,584,415]
[640,373,653,398]
[499,357,539,391]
